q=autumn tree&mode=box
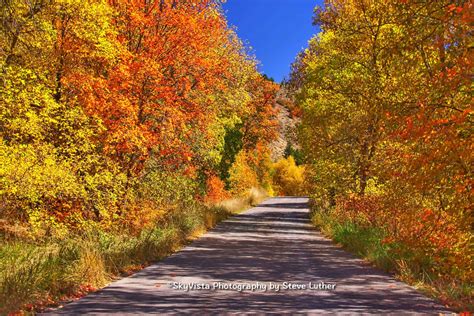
[291,0,472,288]
[0,0,282,233]
[0,0,125,233]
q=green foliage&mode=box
[284,142,304,165]
[219,125,244,187]
[262,74,275,82]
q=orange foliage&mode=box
[242,77,280,150]
[204,174,230,203]
[69,0,240,176]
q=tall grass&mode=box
[312,212,394,272]
[0,193,267,314]
[311,209,473,312]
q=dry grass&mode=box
[0,190,268,314]
[68,245,109,289]
[218,187,268,213]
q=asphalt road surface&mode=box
[50,197,451,314]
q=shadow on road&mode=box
[50,197,450,314]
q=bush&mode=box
[272,156,306,196]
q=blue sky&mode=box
[222,0,323,83]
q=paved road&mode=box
[51,197,450,314]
